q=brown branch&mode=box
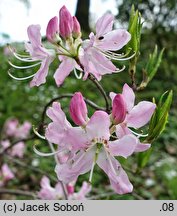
[0,188,37,199]
[88,74,111,113]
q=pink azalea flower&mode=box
[15,121,31,139]
[1,140,10,149]
[38,176,64,200]
[45,102,71,147]
[4,119,19,137]
[1,140,25,158]
[10,142,25,158]
[38,176,91,200]
[68,181,91,200]
[55,109,137,194]
[80,13,131,80]
[4,119,31,139]
[46,6,83,87]
[110,83,156,152]
[0,164,14,187]
[25,25,55,87]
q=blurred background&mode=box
[0,0,177,199]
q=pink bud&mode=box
[59,6,73,39]
[66,183,75,195]
[112,94,126,124]
[72,16,81,38]
[46,16,59,43]
[69,92,88,126]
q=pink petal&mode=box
[90,47,117,73]
[11,142,25,158]
[86,111,110,141]
[38,176,63,200]
[67,127,89,150]
[45,102,71,145]
[96,13,114,37]
[122,83,135,112]
[30,57,52,87]
[46,102,67,124]
[55,148,95,183]
[54,57,75,87]
[109,92,116,101]
[116,124,132,138]
[126,101,156,128]
[1,164,14,181]
[95,29,131,51]
[27,24,42,48]
[97,150,133,194]
[109,135,138,158]
[71,181,91,200]
[135,142,151,152]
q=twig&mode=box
[88,74,111,113]
[38,93,105,132]
[0,188,37,199]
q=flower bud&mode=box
[112,94,126,124]
[72,16,81,38]
[59,5,73,39]
[46,16,59,43]
[66,183,75,195]
[69,92,88,126]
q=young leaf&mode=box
[146,90,173,143]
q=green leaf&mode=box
[126,6,142,53]
[147,90,173,143]
[145,46,164,82]
[137,148,153,169]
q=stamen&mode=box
[33,126,45,140]
[115,65,126,72]
[8,69,36,81]
[129,128,148,137]
[89,161,95,183]
[12,52,38,62]
[7,45,30,58]
[102,51,136,61]
[33,143,60,157]
[74,68,83,79]
[8,61,41,69]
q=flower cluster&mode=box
[38,176,91,200]
[45,84,156,194]
[0,119,31,158]
[9,6,131,87]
